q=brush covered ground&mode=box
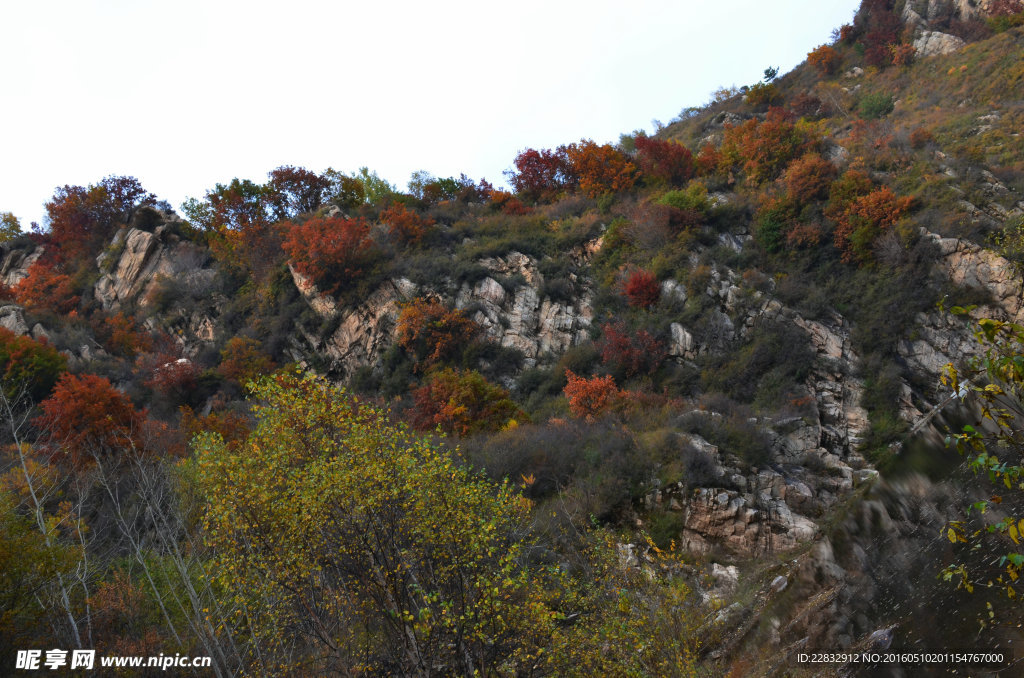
[2,1,1024,675]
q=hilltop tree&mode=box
[633,135,695,186]
[282,214,376,294]
[506,147,574,201]
[43,176,155,262]
[181,178,283,280]
[564,140,638,197]
[0,212,22,242]
[267,165,332,218]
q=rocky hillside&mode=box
[2,1,1023,675]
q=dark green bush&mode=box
[858,92,895,119]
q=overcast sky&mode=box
[0,0,860,228]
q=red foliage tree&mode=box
[395,298,480,372]
[283,215,376,294]
[858,0,905,67]
[695,143,724,177]
[136,335,198,402]
[411,368,525,437]
[97,312,153,358]
[633,135,695,186]
[825,169,875,218]
[721,108,816,183]
[36,373,145,468]
[489,190,531,215]
[622,269,661,309]
[268,165,332,218]
[13,261,79,315]
[43,177,155,262]
[183,177,285,281]
[990,0,1024,13]
[563,370,621,420]
[833,186,914,262]
[807,45,841,75]
[87,571,165,657]
[180,405,251,450]
[597,321,666,378]
[506,147,574,201]
[380,203,435,246]
[783,153,838,204]
[564,140,638,197]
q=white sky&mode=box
[0,0,860,228]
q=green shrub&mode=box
[657,182,711,215]
[858,92,895,119]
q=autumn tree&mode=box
[597,322,666,378]
[217,336,277,386]
[807,44,841,75]
[380,203,435,246]
[0,488,79,658]
[856,0,905,67]
[832,185,913,262]
[282,214,376,294]
[721,108,817,183]
[506,146,574,201]
[181,177,285,281]
[96,312,152,358]
[408,172,490,204]
[43,177,155,262]
[0,327,66,401]
[411,368,525,436]
[0,212,22,242]
[36,373,145,468]
[783,153,837,204]
[564,370,621,419]
[691,146,721,181]
[633,135,695,187]
[564,140,638,197]
[13,261,79,315]
[136,335,199,404]
[267,165,332,218]
[194,372,555,674]
[622,269,661,309]
[323,168,367,208]
[395,298,480,371]
[940,315,1024,608]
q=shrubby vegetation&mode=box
[3,1,1024,671]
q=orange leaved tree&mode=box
[36,373,145,468]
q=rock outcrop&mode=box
[292,249,595,375]
[913,30,966,57]
[0,243,41,288]
[455,252,593,367]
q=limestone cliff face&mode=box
[289,249,595,377]
[1,204,1019,572]
[901,0,1003,57]
[0,243,42,288]
[92,216,222,355]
